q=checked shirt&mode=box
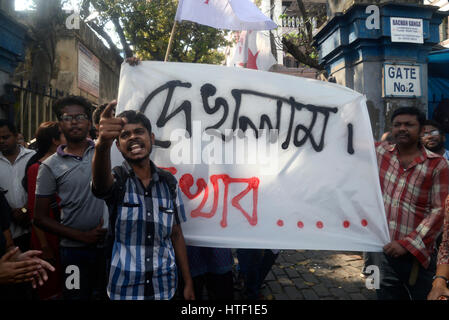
[93,160,187,300]
[376,142,449,268]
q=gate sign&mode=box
[383,64,421,97]
[114,61,390,252]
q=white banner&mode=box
[115,61,390,252]
[175,0,277,31]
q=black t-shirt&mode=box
[0,190,11,256]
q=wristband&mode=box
[433,275,449,285]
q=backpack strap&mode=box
[157,168,178,201]
[105,166,130,264]
[157,168,180,223]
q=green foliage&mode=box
[84,0,230,64]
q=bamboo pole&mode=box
[164,20,178,62]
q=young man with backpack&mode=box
[91,101,195,300]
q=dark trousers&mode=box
[60,246,108,300]
[237,249,279,300]
[13,232,31,253]
[192,271,234,300]
[366,251,436,300]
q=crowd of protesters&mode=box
[1,66,449,300]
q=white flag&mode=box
[227,30,276,71]
[175,0,277,31]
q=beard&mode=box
[122,145,152,165]
[123,153,150,164]
[62,127,88,143]
[65,135,86,143]
[425,140,444,153]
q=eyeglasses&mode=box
[60,114,89,122]
[422,130,440,137]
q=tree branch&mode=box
[81,1,123,63]
[111,16,133,58]
[282,37,323,70]
[86,21,124,64]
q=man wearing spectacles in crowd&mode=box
[34,96,109,300]
[421,120,449,161]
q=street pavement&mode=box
[236,250,377,300]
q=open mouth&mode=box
[128,141,145,155]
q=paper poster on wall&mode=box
[114,61,390,252]
[78,42,100,98]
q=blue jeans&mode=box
[60,247,108,300]
[236,249,279,300]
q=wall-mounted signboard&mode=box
[383,64,421,98]
[78,43,100,98]
[390,17,423,44]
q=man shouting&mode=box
[91,101,194,300]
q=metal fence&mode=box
[10,79,67,142]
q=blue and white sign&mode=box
[383,64,421,97]
[390,17,423,44]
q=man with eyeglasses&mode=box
[34,96,109,300]
[421,120,449,161]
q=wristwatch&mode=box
[433,275,449,285]
[21,207,28,214]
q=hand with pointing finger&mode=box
[97,100,127,148]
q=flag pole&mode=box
[165,20,178,62]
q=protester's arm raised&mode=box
[92,100,126,193]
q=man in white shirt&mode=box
[0,119,35,252]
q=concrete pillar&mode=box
[314,2,446,139]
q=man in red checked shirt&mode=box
[367,107,449,300]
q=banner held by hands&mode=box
[114,61,391,252]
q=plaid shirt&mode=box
[376,142,449,268]
[93,160,186,300]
